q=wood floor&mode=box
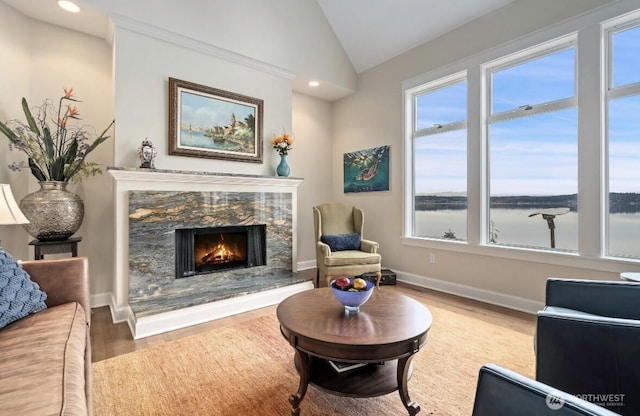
[90,274,536,363]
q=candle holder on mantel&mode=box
[137,138,157,169]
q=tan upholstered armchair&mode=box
[313,202,381,288]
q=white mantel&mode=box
[108,167,311,338]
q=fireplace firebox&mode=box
[175,225,266,278]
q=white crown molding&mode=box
[109,13,295,80]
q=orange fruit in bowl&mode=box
[352,278,367,290]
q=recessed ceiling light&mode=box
[58,1,81,13]
[308,81,320,87]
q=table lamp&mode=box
[0,184,30,244]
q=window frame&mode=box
[401,2,640,271]
[483,36,578,251]
[406,71,468,240]
[603,12,640,258]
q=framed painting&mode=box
[343,145,390,193]
[168,77,263,163]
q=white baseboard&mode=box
[90,292,112,308]
[297,259,316,271]
[395,269,543,314]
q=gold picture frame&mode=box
[168,77,263,163]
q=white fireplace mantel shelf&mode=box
[108,167,303,187]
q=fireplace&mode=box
[175,225,266,278]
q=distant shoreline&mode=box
[415,192,640,213]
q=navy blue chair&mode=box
[536,278,640,415]
[473,364,620,415]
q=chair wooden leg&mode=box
[375,271,382,288]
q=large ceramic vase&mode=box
[19,181,84,241]
[276,154,290,177]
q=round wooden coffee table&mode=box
[277,288,432,415]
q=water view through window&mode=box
[409,19,640,259]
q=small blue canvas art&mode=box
[343,145,390,193]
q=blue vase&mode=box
[276,154,290,177]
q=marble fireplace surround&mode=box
[109,167,312,339]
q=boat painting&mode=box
[343,145,390,193]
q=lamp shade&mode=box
[0,184,29,225]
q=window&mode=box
[410,74,467,240]
[607,20,640,258]
[403,5,640,267]
[486,41,578,251]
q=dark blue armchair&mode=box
[536,278,640,415]
[473,364,620,415]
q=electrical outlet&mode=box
[429,253,436,264]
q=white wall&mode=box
[0,3,30,256]
[292,92,334,266]
[331,0,632,307]
[0,4,114,290]
[84,0,356,94]
[112,27,292,174]
[1,2,340,299]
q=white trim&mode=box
[108,167,304,188]
[414,120,467,138]
[607,81,640,100]
[488,97,577,124]
[297,259,317,271]
[483,34,576,74]
[402,236,640,272]
[89,292,112,308]
[131,281,313,339]
[395,269,543,315]
[110,14,295,81]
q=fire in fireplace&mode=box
[175,225,266,278]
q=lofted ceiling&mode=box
[2,0,515,96]
[316,0,515,73]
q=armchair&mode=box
[536,278,640,416]
[313,202,381,288]
[473,364,619,415]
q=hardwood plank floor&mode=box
[90,276,536,363]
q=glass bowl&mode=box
[330,278,375,312]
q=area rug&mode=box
[93,303,535,415]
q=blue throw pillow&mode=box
[321,232,361,251]
[0,247,47,329]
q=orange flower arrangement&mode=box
[271,129,294,156]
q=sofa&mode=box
[0,256,91,415]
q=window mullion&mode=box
[608,82,640,100]
[488,97,577,124]
[414,120,467,138]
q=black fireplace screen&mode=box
[175,225,266,278]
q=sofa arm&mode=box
[19,257,90,325]
[360,238,379,253]
[546,278,640,320]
